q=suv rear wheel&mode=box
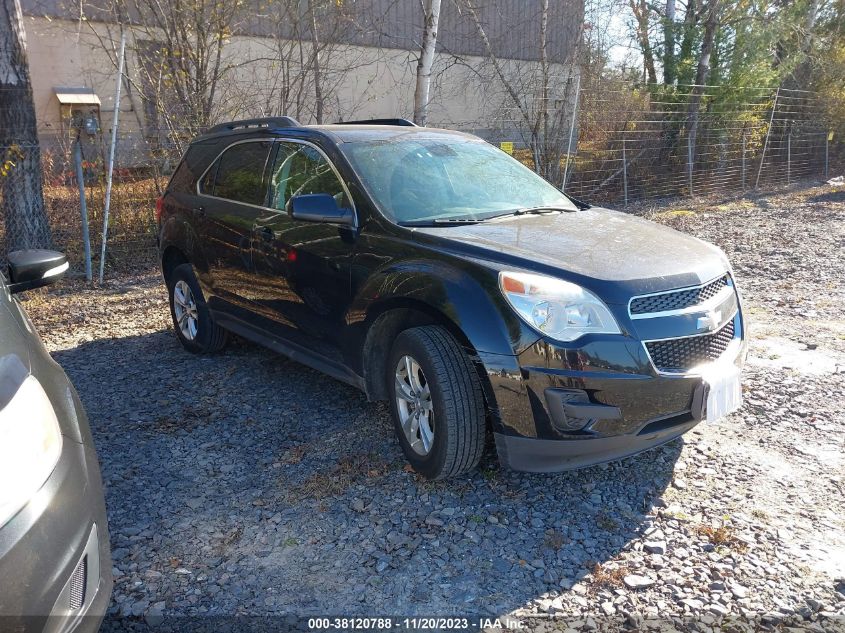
[387,326,485,479]
[167,263,228,353]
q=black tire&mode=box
[167,263,228,354]
[387,326,486,479]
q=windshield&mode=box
[340,135,577,224]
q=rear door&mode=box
[197,139,273,308]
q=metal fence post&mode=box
[755,87,779,189]
[687,135,694,197]
[98,30,126,284]
[787,128,791,185]
[561,73,581,191]
[622,138,628,207]
[73,138,92,281]
[741,133,747,190]
[825,131,830,180]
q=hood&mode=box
[411,207,730,304]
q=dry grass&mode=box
[27,176,162,272]
[697,523,735,544]
[696,522,747,552]
[653,208,697,219]
[287,452,394,501]
[281,445,307,465]
[153,403,213,433]
[543,530,565,551]
[588,562,630,590]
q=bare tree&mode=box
[628,0,657,84]
[0,0,51,251]
[413,0,442,125]
[73,0,246,159]
[677,0,699,84]
[461,0,584,184]
[247,0,374,123]
[687,0,720,166]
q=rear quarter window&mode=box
[167,140,220,193]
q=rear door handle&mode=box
[258,226,274,241]
[192,206,206,217]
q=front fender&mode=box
[349,259,537,357]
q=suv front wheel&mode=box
[167,263,228,353]
[388,326,486,479]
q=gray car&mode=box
[0,250,112,632]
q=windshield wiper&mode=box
[399,205,575,227]
[399,217,480,227]
[512,205,575,216]
[482,205,576,221]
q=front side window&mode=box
[341,135,576,223]
[269,142,349,212]
[211,141,271,205]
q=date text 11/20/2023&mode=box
[306,617,526,630]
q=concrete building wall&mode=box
[23,16,577,167]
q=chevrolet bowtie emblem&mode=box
[696,310,722,331]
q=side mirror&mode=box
[6,250,69,294]
[289,194,354,226]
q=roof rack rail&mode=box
[206,116,301,135]
[337,118,418,127]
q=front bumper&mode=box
[482,328,747,473]
[0,436,113,633]
[494,418,699,472]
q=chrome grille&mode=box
[69,555,87,610]
[645,320,736,373]
[631,275,730,315]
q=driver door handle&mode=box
[192,206,206,217]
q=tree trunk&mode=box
[686,0,720,170]
[307,0,324,124]
[0,0,51,252]
[677,0,698,84]
[629,0,657,84]
[413,0,441,126]
[663,0,676,84]
[786,0,822,88]
[534,0,550,178]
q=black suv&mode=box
[157,117,746,479]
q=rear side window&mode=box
[168,141,219,193]
[209,141,272,206]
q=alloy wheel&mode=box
[173,280,199,341]
[394,354,434,455]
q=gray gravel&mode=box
[23,182,845,630]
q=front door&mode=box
[198,139,272,309]
[250,141,357,360]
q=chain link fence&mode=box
[2,128,163,275]
[451,81,838,204]
[0,81,840,278]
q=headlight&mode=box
[499,271,621,342]
[0,376,63,527]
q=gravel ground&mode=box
[23,182,845,631]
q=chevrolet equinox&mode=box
[156,117,746,479]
